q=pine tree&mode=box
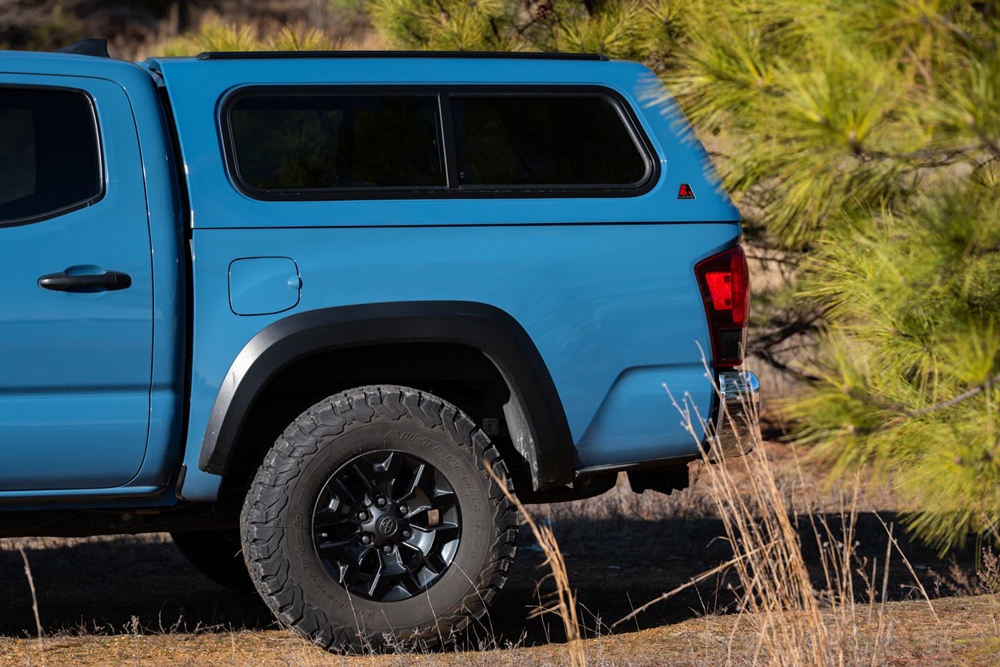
[662,1,1000,550]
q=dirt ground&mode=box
[2,442,999,666]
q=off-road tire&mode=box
[171,529,255,592]
[240,385,517,652]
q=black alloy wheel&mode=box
[313,450,460,602]
[241,385,518,652]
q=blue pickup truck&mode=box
[0,40,758,651]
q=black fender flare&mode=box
[198,301,574,490]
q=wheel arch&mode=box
[198,301,574,491]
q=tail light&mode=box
[695,246,749,367]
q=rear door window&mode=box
[0,88,103,225]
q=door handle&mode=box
[38,270,132,293]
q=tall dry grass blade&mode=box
[486,462,585,667]
[870,524,893,667]
[610,543,775,630]
[873,513,940,624]
[19,545,44,667]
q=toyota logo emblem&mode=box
[376,515,397,536]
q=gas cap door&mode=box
[229,257,301,315]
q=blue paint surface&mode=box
[0,67,153,491]
[179,221,737,497]
[0,53,184,500]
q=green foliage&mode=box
[650,0,1000,550]
[786,189,1000,549]
[662,1,1000,251]
[157,18,334,57]
[367,0,679,60]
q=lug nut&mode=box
[398,504,409,516]
[402,529,411,539]
[361,534,372,545]
[382,545,393,554]
[375,496,387,508]
[357,510,368,521]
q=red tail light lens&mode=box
[695,246,750,367]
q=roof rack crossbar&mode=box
[196,50,609,62]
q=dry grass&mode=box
[669,374,892,666]
[488,462,585,667]
[1,595,998,666]
[502,367,999,666]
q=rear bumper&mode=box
[710,371,761,460]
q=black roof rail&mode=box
[196,50,609,62]
[57,38,110,58]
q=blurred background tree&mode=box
[2,0,999,550]
[367,0,680,61]
[0,0,376,57]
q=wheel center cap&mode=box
[375,514,398,537]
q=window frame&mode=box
[219,85,659,201]
[0,85,106,228]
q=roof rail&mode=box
[196,50,609,62]
[57,38,110,58]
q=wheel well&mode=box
[219,342,530,498]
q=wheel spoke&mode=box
[401,540,439,575]
[431,492,457,511]
[401,568,424,594]
[381,451,404,498]
[405,524,433,548]
[313,450,462,603]
[432,523,460,543]
[340,544,372,586]
[316,534,358,557]
[427,551,448,574]
[313,506,349,529]
[399,463,428,504]
[406,492,457,520]
[331,477,360,506]
[351,461,376,498]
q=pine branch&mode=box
[748,309,823,355]
[861,145,981,169]
[753,348,820,383]
[843,370,1000,428]
[911,371,1000,418]
[433,0,451,20]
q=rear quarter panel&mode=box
[182,221,738,498]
